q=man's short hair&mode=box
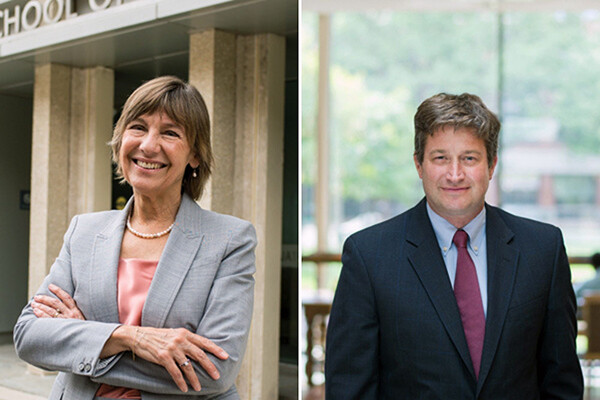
[414,93,500,167]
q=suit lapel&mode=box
[476,205,518,394]
[405,200,474,377]
[141,195,204,327]
[88,198,131,323]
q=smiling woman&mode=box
[111,76,213,202]
[13,76,257,400]
[119,112,199,207]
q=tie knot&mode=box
[453,229,468,248]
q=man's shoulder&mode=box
[347,201,423,244]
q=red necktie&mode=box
[453,229,485,379]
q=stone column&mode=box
[189,29,236,213]
[29,64,115,298]
[233,33,285,400]
[29,63,71,298]
[28,64,114,375]
[189,31,285,399]
[68,66,114,218]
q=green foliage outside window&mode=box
[302,10,600,269]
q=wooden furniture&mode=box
[584,294,600,359]
[301,252,340,389]
[303,300,332,387]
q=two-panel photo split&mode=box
[0,0,599,399]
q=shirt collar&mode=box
[426,202,486,255]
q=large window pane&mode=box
[328,12,498,254]
[302,9,600,295]
[501,11,600,257]
[301,5,600,396]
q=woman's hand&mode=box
[32,284,228,392]
[134,327,229,393]
[105,326,229,393]
[31,284,86,320]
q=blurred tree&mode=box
[503,12,600,152]
[328,12,498,207]
[302,13,318,191]
[303,9,600,215]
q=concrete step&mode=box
[0,344,54,400]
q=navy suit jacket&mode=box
[325,199,583,399]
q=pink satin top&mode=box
[96,258,159,399]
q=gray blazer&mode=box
[14,194,256,400]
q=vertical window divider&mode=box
[316,13,331,291]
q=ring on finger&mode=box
[53,309,61,318]
[179,359,191,368]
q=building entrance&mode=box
[0,94,32,336]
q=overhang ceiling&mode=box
[0,0,298,98]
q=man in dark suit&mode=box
[325,93,583,399]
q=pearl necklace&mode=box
[126,215,174,239]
